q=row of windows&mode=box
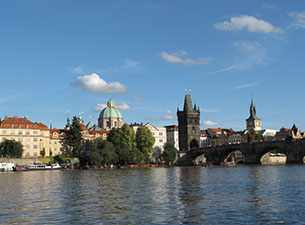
[2,137,40,142]
[152,132,164,136]
[1,130,41,135]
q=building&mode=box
[275,124,303,140]
[200,130,210,147]
[98,99,124,130]
[246,97,261,131]
[131,122,167,160]
[258,129,278,141]
[0,116,51,157]
[177,94,200,152]
[165,125,179,150]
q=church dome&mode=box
[99,99,122,119]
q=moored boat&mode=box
[27,162,62,170]
[0,163,15,171]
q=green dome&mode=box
[99,99,122,119]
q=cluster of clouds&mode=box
[202,120,220,127]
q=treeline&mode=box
[79,124,177,167]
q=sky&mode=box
[0,0,305,131]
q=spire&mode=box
[78,111,84,123]
[247,95,259,120]
[24,108,28,119]
[50,120,53,129]
[66,109,71,128]
[183,94,193,112]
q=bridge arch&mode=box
[257,145,286,164]
[190,139,199,149]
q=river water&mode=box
[1,165,305,224]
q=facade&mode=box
[165,125,179,150]
[0,116,51,157]
[98,99,124,130]
[200,130,210,147]
[177,94,200,152]
[258,129,278,141]
[246,97,262,131]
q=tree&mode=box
[135,126,155,163]
[64,116,83,157]
[117,124,136,165]
[40,148,46,157]
[162,143,177,165]
[0,140,23,158]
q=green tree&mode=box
[162,143,177,165]
[135,126,155,163]
[65,116,83,157]
[0,140,23,158]
[40,148,46,157]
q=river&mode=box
[1,165,305,224]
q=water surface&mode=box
[1,165,305,224]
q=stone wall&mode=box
[0,158,42,165]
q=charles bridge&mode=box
[176,139,305,166]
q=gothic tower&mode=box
[177,94,200,152]
[246,97,261,131]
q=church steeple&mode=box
[246,96,261,131]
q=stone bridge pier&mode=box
[176,139,305,166]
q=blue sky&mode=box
[0,0,305,131]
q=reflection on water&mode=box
[1,165,305,224]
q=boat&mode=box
[0,163,15,171]
[225,161,236,167]
[27,162,62,170]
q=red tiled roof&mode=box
[0,116,49,130]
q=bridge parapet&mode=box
[176,139,305,166]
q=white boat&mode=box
[0,163,15,171]
[27,162,62,170]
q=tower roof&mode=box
[247,97,260,120]
[183,94,194,112]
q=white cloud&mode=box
[166,110,174,114]
[233,81,262,90]
[208,66,236,75]
[116,103,131,111]
[114,59,140,72]
[162,115,174,120]
[133,96,144,102]
[214,15,282,33]
[160,51,212,65]
[73,73,127,93]
[94,104,107,112]
[231,41,269,70]
[289,11,305,28]
[202,120,220,127]
[73,66,85,74]
[94,102,131,112]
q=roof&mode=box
[246,97,260,121]
[0,116,49,130]
[99,99,122,119]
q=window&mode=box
[26,131,30,135]
[33,138,38,142]
[10,137,14,140]
[107,121,110,127]
[54,147,57,150]
[159,132,163,136]
[114,121,117,127]
[33,152,37,156]
[159,139,163,143]
[26,138,30,142]
[152,132,155,136]
[2,130,6,134]
[18,137,23,142]
[33,131,38,134]
[33,145,38,149]
[26,145,30,149]
[18,130,23,135]
[10,130,15,135]
[26,152,30,156]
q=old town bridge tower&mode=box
[177,94,200,152]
